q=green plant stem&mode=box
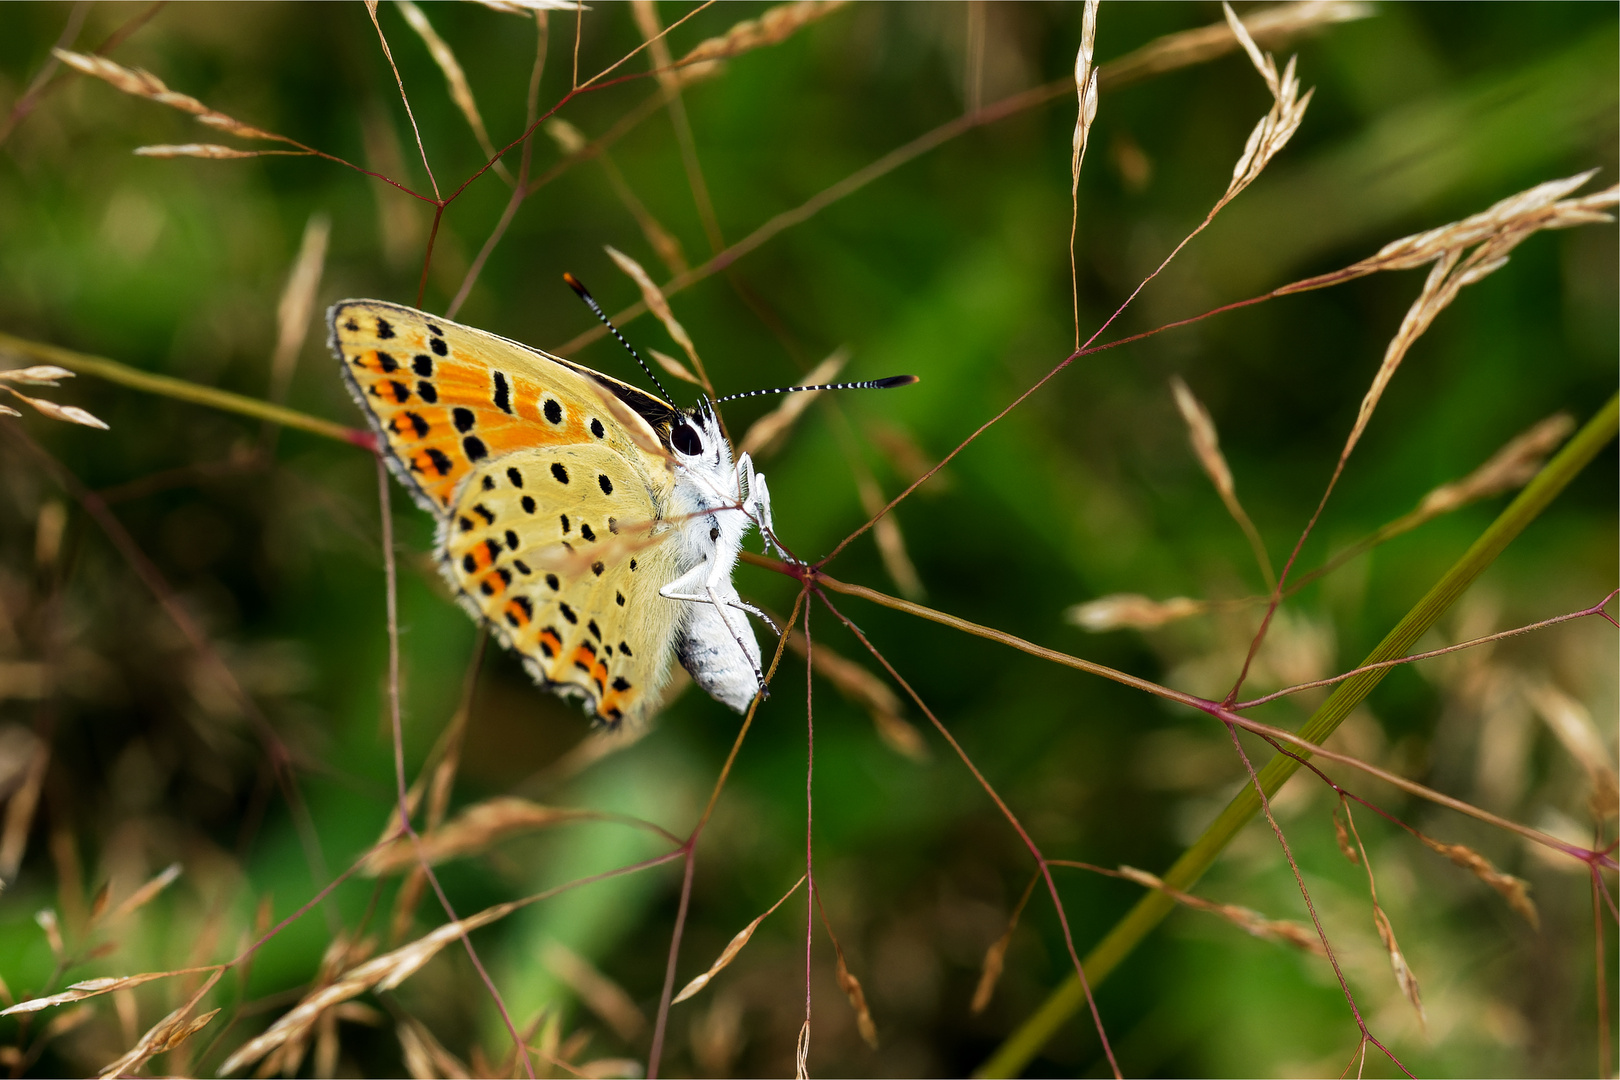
[0,330,371,446]
[976,391,1618,1079]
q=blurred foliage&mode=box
[0,2,1615,1077]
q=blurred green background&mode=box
[0,2,1614,1076]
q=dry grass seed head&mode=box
[1066,593,1207,632]
[1417,835,1538,929]
[363,797,592,875]
[678,0,849,68]
[1416,412,1575,518]
[605,244,707,385]
[672,875,805,1004]
[1115,866,1327,958]
[52,49,285,143]
[1339,803,1426,1028]
[647,347,702,386]
[269,214,332,404]
[397,1015,472,1079]
[1523,681,1619,822]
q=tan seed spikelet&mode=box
[606,245,708,386]
[576,1058,643,1079]
[678,0,849,68]
[1340,804,1425,1028]
[648,347,702,386]
[543,940,646,1041]
[1217,2,1314,209]
[1116,866,1327,957]
[1098,1,1370,92]
[97,999,221,1079]
[1416,412,1575,518]
[3,388,109,430]
[1066,593,1206,631]
[0,405,18,418]
[0,365,74,385]
[2,969,205,1015]
[1170,377,1233,498]
[133,144,281,159]
[269,214,332,406]
[219,903,517,1074]
[673,875,805,1003]
[1524,681,1618,821]
[1170,376,1274,586]
[52,49,285,143]
[835,949,878,1049]
[397,1015,472,1080]
[362,797,592,875]
[738,349,848,457]
[0,736,47,879]
[1071,0,1100,190]
[545,117,588,155]
[107,861,181,923]
[1331,803,1359,864]
[467,0,577,12]
[971,873,1038,1014]
[1418,835,1538,928]
[34,908,63,959]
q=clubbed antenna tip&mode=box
[714,374,920,404]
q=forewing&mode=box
[329,299,670,515]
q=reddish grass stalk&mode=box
[802,604,816,1068]
[813,587,1121,1078]
[1220,721,1410,1074]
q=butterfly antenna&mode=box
[714,375,919,404]
[563,273,675,403]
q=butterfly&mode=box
[329,289,914,729]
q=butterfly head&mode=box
[666,401,733,473]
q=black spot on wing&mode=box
[473,504,494,524]
[611,676,631,692]
[545,574,560,591]
[598,474,613,495]
[551,462,569,484]
[453,408,476,432]
[558,603,578,624]
[544,399,563,425]
[376,317,395,338]
[493,372,512,414]
[425,449,452,476]
[580,523,596,542]
[418,381,438,403]
[591,561,604,576]
[590,418,605,439]
[376,351,399,373]
[618,641,633,657]
[587,620,602,641]
[464,436,488,461]
[430,336,448,356]
[522,495,536,513]
[507,467,523,488]
[482,475,495,491]
[505,529,519,550]
[413,354,433,377]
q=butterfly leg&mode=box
[660,564,769,698]
[735,453,791,563]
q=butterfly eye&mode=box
[671,422,703,456]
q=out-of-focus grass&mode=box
[0,3,1613,1077]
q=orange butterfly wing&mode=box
[330,299,685,726]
